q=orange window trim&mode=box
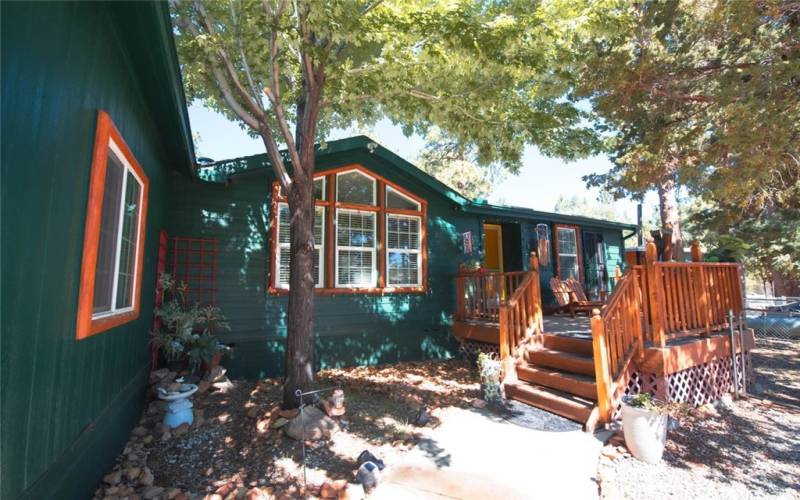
[268,164,427,295]
[554,224,583,282]
[76,111,149,340]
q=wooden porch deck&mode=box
[454,243,750,430]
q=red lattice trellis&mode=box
[168,236,218,306]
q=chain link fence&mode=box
[744,296,800,340]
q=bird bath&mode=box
[157,382,198,428]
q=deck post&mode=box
[644,241,666,347]
[690,240,702,262]
[591,309,612,422]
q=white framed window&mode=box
[275,203,325,288]
[556,226,580,280]
[336,170,376,206]
[92,139,145,318]
[335,208,377,287]
[386,185,421,211]
[386,214,421,286]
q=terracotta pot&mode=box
[202,352,223,374]
[622,403,668,464]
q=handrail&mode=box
[592,266,646,422]
[499,254,544,363]
[455,270,528,324]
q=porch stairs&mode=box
[504,334,600,430]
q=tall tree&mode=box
[571,0,799,259]
[416,129,506,200]
[171,0,598,407]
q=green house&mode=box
[1,2,635,498]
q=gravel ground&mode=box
[600,337,800,500]
[94,359,480,499]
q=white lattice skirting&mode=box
[625,351,752,407]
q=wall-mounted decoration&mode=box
[536,224,551,266]
[462,231,473,254]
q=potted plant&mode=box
[477,352,502,403]
[152,273,231,375]
[621,394,684,464]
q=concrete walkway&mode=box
[371,404,603,499]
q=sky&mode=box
[189,103,657,224]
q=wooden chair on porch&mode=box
[549,277,605,317]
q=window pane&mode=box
[387,215,420,250]
[314,177,326,201]
[388,252,419,286]
[336,210,375,247]
[337,250,374,286]
[115,171,141,309]
[93,151,125,314]
[277,204,324,288]
[558,228,577,255]
[386,186,420,211]
[559,255,579,280]
[337,171,375,205]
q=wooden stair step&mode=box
[516,364,597,400]
[526,348,595,377]
[541,334,593,357]
[504,381,594,424]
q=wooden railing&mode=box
[591,267,646,421]
[455,270,527,323]
[593,240,746,422]
[641,241,744,347]
[499,255,544,360]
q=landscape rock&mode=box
[125,466,141,481]
[246,407,259,419]
[413,406,430,427]
[104,470,122,485]
[245,487,273,500]
[174,423,190,436]
[165,488,182,499]
[277,408,299,419]
[131,426,148,437]
[471,399,488,409]
[141,486,164,499]
[355,462,381,492]
[319,480,349,499]
[269,417,289,429]
[206,366,227,383]
[212,378,235,393]
[140,467,154,487]
[149,368,171,384]
[284,406,338,441]
[197,379,212,394]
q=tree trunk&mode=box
[657,166,684,261]
[282,166,317,408]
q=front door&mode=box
[583,232,607,300]
[483,224,504,272]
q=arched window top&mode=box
[386,185,421,211]
[336,169,376,206]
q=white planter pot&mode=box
[622,403,668,464]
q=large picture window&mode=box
[555,225,582,281]
[76,111,149,339]
[270,165,426,293]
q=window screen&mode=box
[335,209,376,286]
[387,214,421,286]
[336,170,375,205]
[92,146,143,316]
[275,203,324,288]
[386,186,421,211]
[557,227,580,280]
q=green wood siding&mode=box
[167,150,480,379]
[1,3,174,498]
